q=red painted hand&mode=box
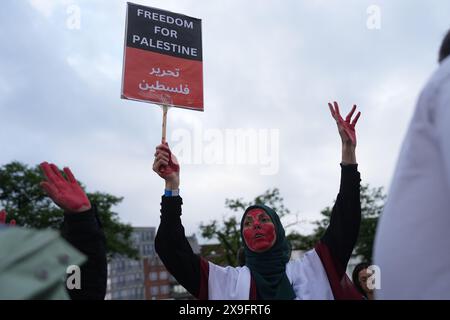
[328,101,361,147]
[153,143,180,186]
[0,210,16,226]
[40,162,91,213]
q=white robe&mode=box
[374,57,450,299]
[208,248,334,300]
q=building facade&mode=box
[106,227,199,300]
[106,227,155,300]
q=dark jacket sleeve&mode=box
[321,164,361,271]
[61,205,107,300]
[154,196,202,297]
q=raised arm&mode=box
[321,102,362,271]
[153,144,207,298]
[40,162,107,300]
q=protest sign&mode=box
[122,3,203,111]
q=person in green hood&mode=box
[154,101,363,299]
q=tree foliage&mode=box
[0,161,138,259]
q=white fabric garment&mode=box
[374,57,450,299]
[208,248,334,300]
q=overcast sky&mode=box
[1,0,449,241]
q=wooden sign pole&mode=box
[161,105,168,144]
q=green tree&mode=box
[0,161,138,259]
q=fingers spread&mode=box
[346,105,357,121]
[328,102,336,119]
[63,167,77,184]
[40,162,58,184]
[40,181,59,198]
[352,111,361,126]
[50,164,65,182]
[333,101,342,118]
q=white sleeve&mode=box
[208,262,251,300]
[285,249,334,300]
[435,76,450,191]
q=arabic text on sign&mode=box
[139,80,190,95]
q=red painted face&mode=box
[242,208,276,253]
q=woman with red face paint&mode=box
[154,101,362,299]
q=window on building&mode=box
[150,286,159,296]
[149,272,158,281]
[160,285,170,295]
[159,271,168,280]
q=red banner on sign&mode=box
[123,48,203,110]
